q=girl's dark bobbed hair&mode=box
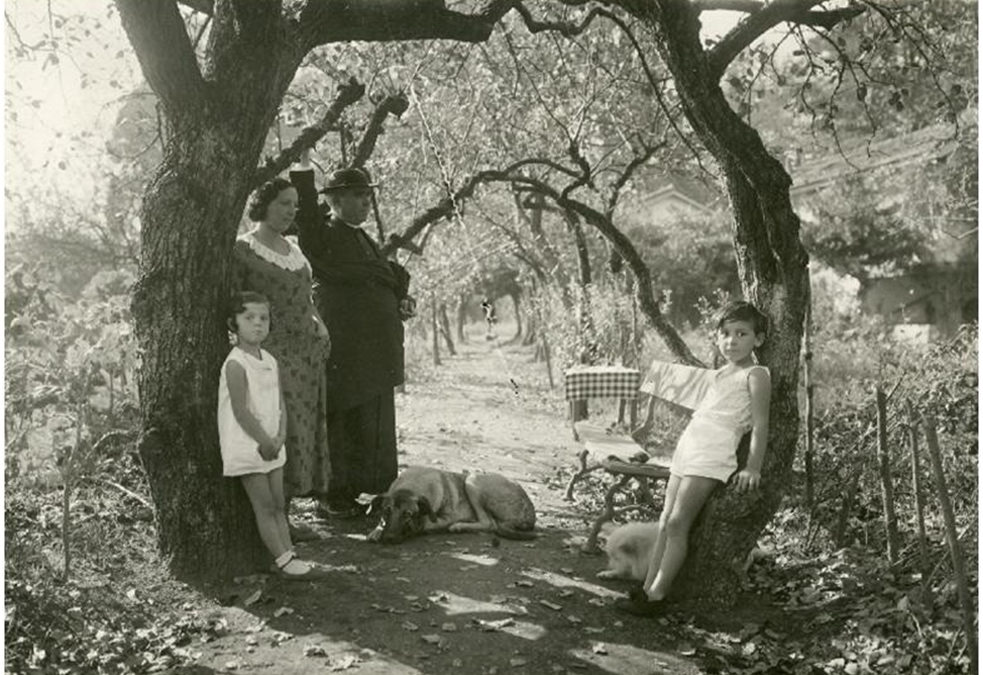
[227,290,271,332]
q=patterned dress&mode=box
[233,233,331,499]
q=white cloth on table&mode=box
[218,346,285,476]
[668,364,769,482]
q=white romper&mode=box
[670,364,769,483]
[217,347,286,476]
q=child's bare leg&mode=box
[643,474,680,590]
[241,472,290,559]
[647,476,719,601]
[267,469,292,552]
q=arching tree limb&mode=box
[252,78,365,188]
[707,0,867,79]
[116,0,206,118]
[351,93,410,169]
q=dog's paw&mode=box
[366,527,383,543]
[447,523,465,533]
[596,569,618,579]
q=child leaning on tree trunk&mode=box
[616,300,772,616]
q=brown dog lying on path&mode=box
[366,467,537,544]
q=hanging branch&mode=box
[252,77,365,188]
[350,92,410,169]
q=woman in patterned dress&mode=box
[233,177,332,538]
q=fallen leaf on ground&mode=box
[559,589,575,598]
[304,644,328,657]
[422,634,442,644]
[243,590,262,607]
[442,622,458,632]
[509,657,528,666]
[560,568,574,574]
[539,600,562,611]
[566,615,582,624]
[677,643,696,656]
[402,621,419,632]
[591,643,608,655]
[329,654,360,671]
[273,606,293,618]
[515,580,534,587]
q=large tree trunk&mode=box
[640,2,810,605]
[118,0,305,580]
[133,122,279,579]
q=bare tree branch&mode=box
[516,175,703,367]
[708,0,867,78]
[350,93,410,169]
[380,157,570,257]
[298,0,516,47]
[115,0,206,116]
[252,78,365,188]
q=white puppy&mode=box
[596,521,660,581]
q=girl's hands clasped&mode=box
[257,437,281,461]
[733,468,762,493]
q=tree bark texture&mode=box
[118,0,307,579]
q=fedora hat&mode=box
[318,168,378,193]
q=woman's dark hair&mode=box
[227,290,271,333]
[247,177,293,222]
[715,300,768,338]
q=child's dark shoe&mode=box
[615,593,669,617]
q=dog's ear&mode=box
[416,496,437,522]
[367,495,385,517]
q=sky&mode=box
[2,2,747,222]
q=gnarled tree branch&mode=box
[298,0,516,47]
[252,78,365,188]
[351,93,410,169]
[115,0,206,117]
[708,0,867,79]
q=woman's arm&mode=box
[226,360,279,459]
[735,367,771,492]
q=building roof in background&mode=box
[790,121,972,197]
[638,170,722,213]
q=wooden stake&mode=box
[906,402,930,584]
[541,334,554,390]
[430,293,441,366]
[874,385,900,563]
[803,298,815,512]
[922,413,977,673]
[833,463,863,548]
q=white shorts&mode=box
[669,417,740,483]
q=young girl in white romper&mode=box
[617,300,772,616]
[218,291,317,579]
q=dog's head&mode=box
[367,489,436,544]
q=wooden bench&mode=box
[564,422,671,553]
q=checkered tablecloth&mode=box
[564,366,641,401]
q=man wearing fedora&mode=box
[290,149,415,517]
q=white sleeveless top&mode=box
[217,346,285,476]
[691,364,769,433]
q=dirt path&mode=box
[183,341,704,675]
